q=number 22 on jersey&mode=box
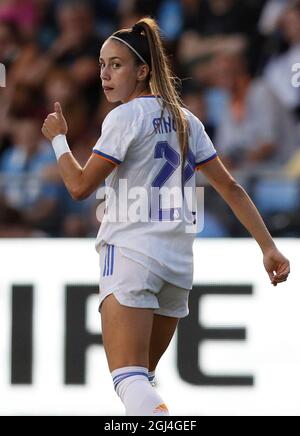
[150,141,196,222]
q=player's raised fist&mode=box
[42,101,68,142]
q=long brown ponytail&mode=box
[138,18,189,163]
[112,17,189,164]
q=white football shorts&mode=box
[98,244,190,318]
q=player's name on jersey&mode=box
[153,115,177,134]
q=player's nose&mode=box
[100,65,111,81]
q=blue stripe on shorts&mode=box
[103,245,115,277]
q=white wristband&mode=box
[52,134,71,161]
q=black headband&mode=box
[111,26,152,69]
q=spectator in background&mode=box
[0,0,41,39]
[182,82,215,139]
[0,199,47,237]
[157,0,183,41]
[177,39,233,138]
[91,0,120,40]
[0,21,21,69]
[259,0,287,36]
[117,0,162,30]
[182,82,230,238]
[182,0,254,36]
[0,19,47,124]
[60,188,97,237]
[177,20,248,82]
[43,68,100,238]
[179,0,265,75]
[213,51,297,170]
[45,0,120,42]
[50,0,102,112]
[10,0,102,112]
[0,21,24,148]
[49,1,101,67]
[0,22,40,88]
[44,68,89,148]
[0,117,63,234]
[264,2,300,117]
[118,0,162,22]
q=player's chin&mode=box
[105,94,119,103]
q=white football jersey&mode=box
[93,96,217,289]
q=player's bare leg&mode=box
[101,294,154,371]
[100,294,169,415]
[148,314,179,384]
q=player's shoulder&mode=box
[103,103,131,122]
[181,107,205,132]
[103,100,141,126]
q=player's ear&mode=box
[137,64,150,82]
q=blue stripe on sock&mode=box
[113,371,148,383]
[114,374,148,390]
[113,371,149,390]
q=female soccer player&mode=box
[42,18,290,416]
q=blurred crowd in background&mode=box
[0,0,300,238]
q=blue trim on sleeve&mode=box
[138,95,161,99]
[196,152,218,167]
[93,149,122,166]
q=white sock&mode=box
[148,370,156,387]
[111,366,169,416]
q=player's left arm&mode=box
[52,152,115,200]
[198,156,290,286]
[42,102,116,200]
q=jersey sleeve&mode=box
[193,117,218,170]
[93,107,136,166]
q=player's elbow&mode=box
[227,179,242,193]
[69,185,90,201]
[214,176,240,196]
[216,178,244,202]
[223,180,246,202]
